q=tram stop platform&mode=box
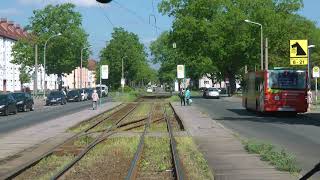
[171,102,295,180]
[0,102,121,177]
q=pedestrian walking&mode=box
[92,89,99,110]
[308,89,313,111]
[179,88,186,106]
[185,87,191,105]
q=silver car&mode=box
[203,88,220,99]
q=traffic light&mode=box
[96,0,112,3]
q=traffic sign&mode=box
[121,78,125,86]
[177,65,185,79]
[290,58,308,65]
[101,65,109,79]
[313,66,320,78]
[290,40,308,65]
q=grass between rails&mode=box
[176,137,214,180]
[64,137,139,179]
[243,139,301,175]
[67,104,124,133]
[109,91,139,102]
[140,137,172,172]
[14,155,74,180]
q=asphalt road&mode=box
[193,95,320,178]
[0,97,111,135]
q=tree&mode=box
[99,27,151,89]
[11,3,89,90]
[19,65,32,90]
[158,0,320,93]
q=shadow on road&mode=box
[217,108,320,127]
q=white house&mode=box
[0,18,27,92]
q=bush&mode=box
[117,86,134,93]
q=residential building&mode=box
[0,18,28,92]
[64,59,97,89]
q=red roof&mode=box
[87,59,97,71]
[0,18,28,41]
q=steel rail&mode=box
[3,103,124,180]
[50,104,138,180]
[165,107,185,180]
[125,104,154,180]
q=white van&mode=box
[96,84,108,97]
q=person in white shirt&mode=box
[92,90,99,110]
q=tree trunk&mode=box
[58,74,63,91]
[227,71,236,95]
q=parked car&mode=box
[80,89,88,101]
[0,94,18,116]
[96,84,108,97]
[46,91,67,105]
[85,88,94,100]
[12,92,34,112]
[203,88,220,99]
[146,86,153,93]
[67,90,82,102]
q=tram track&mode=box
[5,96,186,180]
[125,103,185,180]
[4,103,137,180]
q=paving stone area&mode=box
[0,102,121,178]
[171,102,295,180]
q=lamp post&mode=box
[245,19,263,70]
[121,55,127,93]
[308,45,315,89]
[43,33,61,98]
[80,46,91,89]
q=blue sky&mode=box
[0,0,319,60]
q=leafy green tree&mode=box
[99,27,151,89]
[19,65,32,89]
[11,3,89,90]
[158,0,320,93]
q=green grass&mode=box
[167,95,180,102]
[15,155,74,180]
[64,137,139,179]
[73,137,139,169]
[176,137,214,180]
[190,91,201,97]
[140,137,172,172]
[149,121,167,132]
[73,135,95,147]
[67,105,124,133]
[109,91,139,102]
[243,139,301,174]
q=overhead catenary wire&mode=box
[98,3,115,28]
[112,0,163,32]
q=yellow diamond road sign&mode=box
[290,40,308,65]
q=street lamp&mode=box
[80,45,92,89]
[43,33,62,98]
[121,55,127,93]
[245,19,263,70]
[308,45,316,89]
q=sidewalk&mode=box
[0,102,121,177]
[171,103,295,180]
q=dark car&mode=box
[0,94,18,116]
[67,90,81,102]
[12,92,34,112]
[46,91,67,106]
[85,88,94,100]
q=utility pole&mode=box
[34,44,38,96]
[265,38,268,70]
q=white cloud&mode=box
[18,0,104,7]
[0,8,21,16]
